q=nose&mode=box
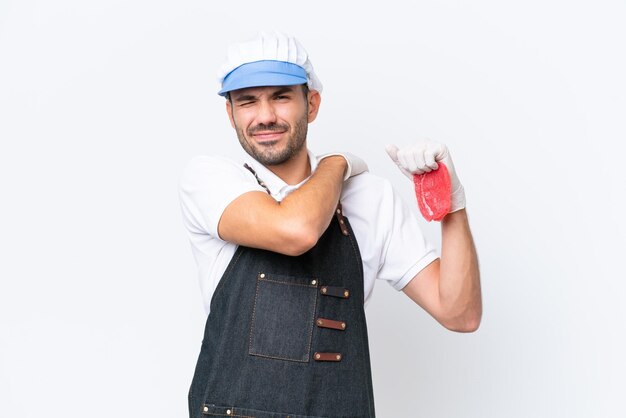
[255,99,278,125]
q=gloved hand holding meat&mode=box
[386,139,466,221]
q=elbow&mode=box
[450,315,482,333]
[441,309,482,333]
[280,223,320,256]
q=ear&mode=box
[225,99,236,129]
[307,89,321,123]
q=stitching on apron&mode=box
[258,278,318,288]
[307,285,318,362]
[246,351,310,362]
[248,277,262,358]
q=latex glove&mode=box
[385,140,466,213]
[317,152,369,180]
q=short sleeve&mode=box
[178,156,266,239]
[377,180,439,291]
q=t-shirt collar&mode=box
[244,149,318,200]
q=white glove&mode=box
[385,139,466,212]
[317,152,369,180]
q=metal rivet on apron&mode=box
[311,279,317,285]
[226,409,232,415]
[259,273,265,278]
[344,290,350,297]
[317,319,323,326]
[203,406,208,412]
[336,354,341,360]
[341,322,346,329]
[315,353,321,360]
[321,287,327,294]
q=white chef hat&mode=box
[217,31,323,96]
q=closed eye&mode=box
[236,99,257,107]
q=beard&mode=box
[235,111,308,166]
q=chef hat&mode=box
[217,31,323,96]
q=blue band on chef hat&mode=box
[218,60,308,96]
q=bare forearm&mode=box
[439,209,482,331]
[218,156,347,256]
[279,156,347,240]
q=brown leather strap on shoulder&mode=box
[335,202,349,236]
[243,163,271,195]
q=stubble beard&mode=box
[235,112,309,166]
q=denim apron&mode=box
[188,167,376,418]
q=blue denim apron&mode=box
[188,168,376,418]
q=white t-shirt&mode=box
[179,150,439,315]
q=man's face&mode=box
[226,85,319,166]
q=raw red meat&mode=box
[413,162,451,222]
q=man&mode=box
[179,31,481,418]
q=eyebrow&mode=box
[271,87,295,97]
[232,87,296,103]
[233,94,257,103]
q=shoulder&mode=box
[181,155,249,177]
[178,155,265,237]
[341,172,395,204]
[340,171,422,238]
[339,172,400,231]
[179,155,256,189]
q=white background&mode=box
[1,1,625,417]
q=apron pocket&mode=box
[248,272,319,362]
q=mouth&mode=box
[251,130,287,143]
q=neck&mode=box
[266,147,311,185]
